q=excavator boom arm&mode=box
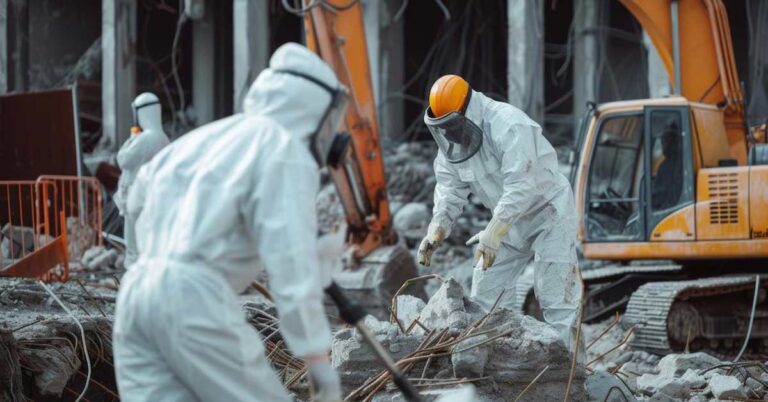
[302,0,394,258]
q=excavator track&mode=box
[625,275,765,355]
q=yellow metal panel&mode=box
[696,167,750,240]
[691,106,733,168]
[749,166,768,239]
[651,204,695,241]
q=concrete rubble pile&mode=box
[582,315,768,402]
[332,278,587,401]
[0,279,116,401]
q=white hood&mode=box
[243,42,342,140]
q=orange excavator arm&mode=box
[619,0,747,155]
[301,0,396,259]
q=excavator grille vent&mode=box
[708,173,739,224]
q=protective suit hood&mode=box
[243,43,342,141]
[132,92,163,132]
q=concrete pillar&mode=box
[644,32,671,98]
[233,0,269,113]
[573,0,599,139]
[193,1,215,125]
[102,0,136,148]
[507,0,544,124]
[2,0,29,93]
[377,0,404,142]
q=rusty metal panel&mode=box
[0,87,79,180]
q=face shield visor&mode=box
[273,69,350,167]
[424,108,483,163]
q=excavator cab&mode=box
[583,102,694,245]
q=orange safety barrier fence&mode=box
[0,176,103,282]
[37,175,103,260]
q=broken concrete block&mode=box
[585,370,637,402]
[417,278,481,334]
[22,342,80,396]
[636,373,659,394]
[680,368,707,389]
[709,373,747,400]
[331,317,423,392]
[656,380,690,400]
[1,224,36,259]
[451,334,490,378]
[394,294,425,329]
[656,352,720,378]
[81,246,120,271]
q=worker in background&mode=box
[114,93,170,268]
[417,75,582,353]
[113,43,347,402]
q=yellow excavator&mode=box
[573,0,768,355]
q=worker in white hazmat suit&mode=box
[113,43,348,401]
[115,92,170,268]
[417,75,582,353]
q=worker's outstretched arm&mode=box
[246,146,333,359]
[418,154,471,267]
[431,154,472,231]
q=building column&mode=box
[375,0,404,142]
[572,0,598,140]
[102,0,136,148]
[1,0,29,93]
[233,0,269,113]
[192,1,215,125]
[507,0,544,124]
[644,32,671,98]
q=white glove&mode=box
[466,216,510,270]
[307,359,343,402]
[417,223,448,267]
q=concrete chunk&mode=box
[451,334,490,378]
[656,352,720,378]
[709,373,746,400]
[586,370,637,402]
[394,294,425,330]
[417,278,472,334]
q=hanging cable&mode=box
[39,281,92,402]
[734,275,760,363]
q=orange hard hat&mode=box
[429,75,470,118]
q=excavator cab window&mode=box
[644,107,694,236]
[586,114,645,241]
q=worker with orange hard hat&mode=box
[418,74,583,355]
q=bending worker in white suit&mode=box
[113,43,347,401]
[115,92,170,268]
[417,74,583,353]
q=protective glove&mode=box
[307,358,343,402]
[417,223,448,267]
[466,216,510,270]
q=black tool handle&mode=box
[392,373,422,402]
[325,281,367,325]
[325,282,423,402]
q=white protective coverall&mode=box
[113,44,340,401]
[428,90,582,350]
[115,92,170,268]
